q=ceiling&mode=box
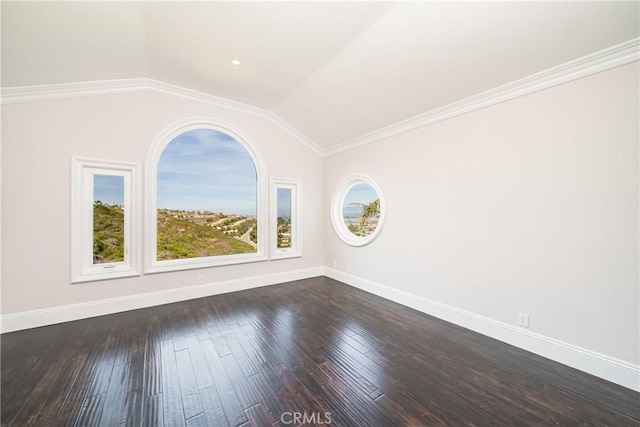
[2,1,639,151]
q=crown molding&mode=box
[0,78,325,156]
[2,38,638,158]
[0,78,148,104]
[324,37,640,156]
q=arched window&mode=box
[145,118,267,273]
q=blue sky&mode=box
[277,188,291,219]
[342,183,378,217]
[157,129,257,215]
[343,183,378,206]
[94,175,124,205]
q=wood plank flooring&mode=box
[2,276,639,426]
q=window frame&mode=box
[330,174,386,247]
[71,158,140,283]
[271,177,302,260]
[145,117,268,273]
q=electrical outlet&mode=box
[333,261,338,269]
[197,275,204,284]
[518,312,529,328]
[347,265,352,273]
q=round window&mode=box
[330,174,385,246]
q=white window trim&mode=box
[330,174,386,247]
[145,117,268,274]
[271,177,302,260]
[71,158,141,283]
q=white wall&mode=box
[1,90,324,315]
[324,63,639,365]
[1,61,637,389]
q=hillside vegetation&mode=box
[93,201,125,263]
[277,217,291,248]
[157,210,256,260]
[93,204,257,263]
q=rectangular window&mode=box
[271,178,301,259]
[277,188,292,249]
[71,158,140,283]
[93,175,125,263]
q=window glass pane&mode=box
[342,183,380,237]
[93,174,125,264]
[157,129,257,260]
[277,188,292,249]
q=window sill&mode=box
[145,253,268,274]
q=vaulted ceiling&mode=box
[2,1,638,151]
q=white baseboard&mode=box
[3,266,638,391]
[1,267,324,334]
[324,267,640,392]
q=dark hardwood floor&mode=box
[2,276,639,426]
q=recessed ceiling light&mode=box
[231,59,241,66]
